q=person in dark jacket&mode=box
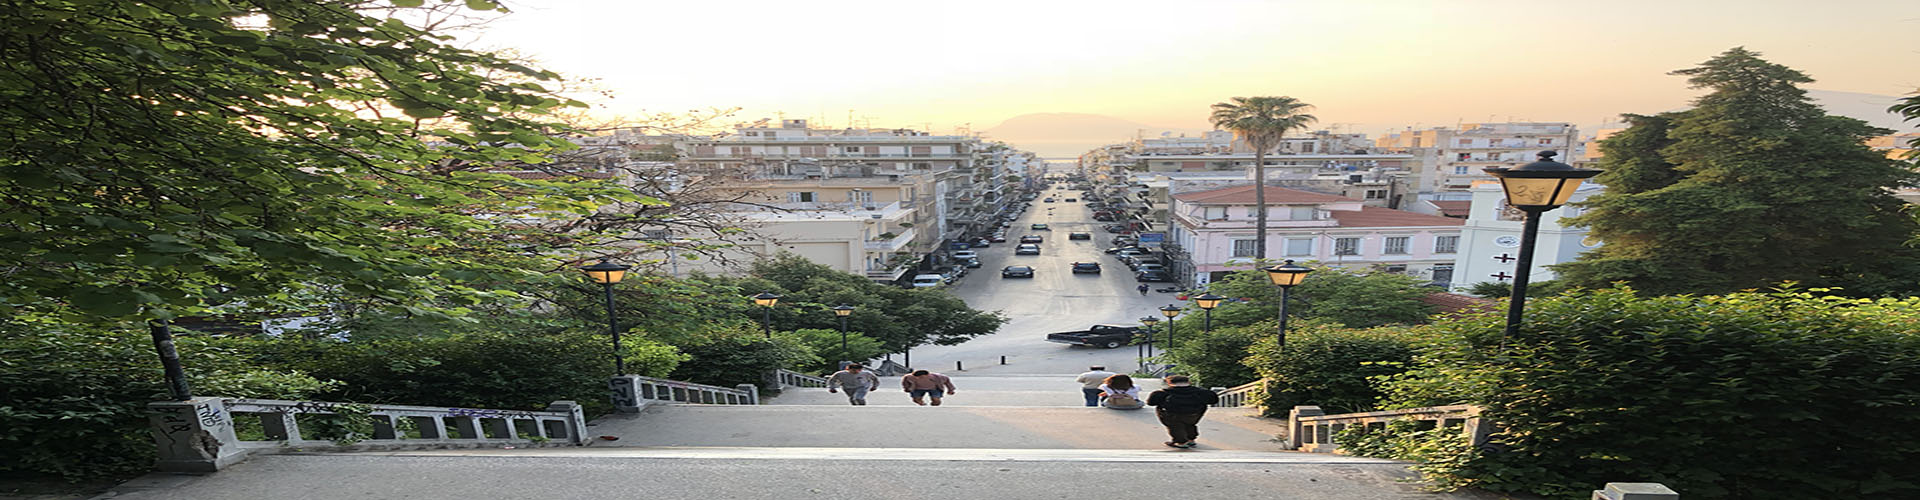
[1145,374,1219,448]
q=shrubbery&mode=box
[1158,319,1264,388]
[1375,287,1920,499]
[1243,322,1426,417]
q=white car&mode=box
[910,274,946,288]
[952,250,978,260]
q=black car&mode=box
[1001,265,1035,278]
[1071,262,1101,274]
[1020,235,1043,244]
[1064,198,1077,202]
[1102,224,1129,233]
[1068,232,1091,240]
[964,257,983,268]
[1135,270,1173,282]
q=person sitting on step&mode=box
[1098,374,1143,410]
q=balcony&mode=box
[865,228,915,251]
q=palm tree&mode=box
[1209,96,1317,259]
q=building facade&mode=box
[1374,122,1580,195]
[1167,185,1465,286]
[1449,181,1602,291]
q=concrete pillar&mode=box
[548,401,587,445]
[1593,483,1678,500]
[147,397,248,472]
[1286,405,1323,450]
[737,384,759,405]
[609,375,642,413]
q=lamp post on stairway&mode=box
[832,304,855,369]
[1159,304,1182,350]
[751,292,781,338]
[1139,316,1159,372]
[580,260,632,375]
[1194,294,1225,335]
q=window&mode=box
[844,146,862,153]
[1384,236,1409,254]
[1383,264,1407,273]
[1334,237,1360,256]
[1364,189,1387,200]
[1537,138,1553,146]
[850,191,873,203]
[1434,235,1459,254]
[1204,207,1228,220]
[1290,206,1316,220]
[912,162,931,169]
[1285,238,1314,257]
[1431,265,1454,286]
[1231,239,1258,257]
[1457,152,1471,161]
[1458,139,1472,147]
[1453,166,1470,175]
[787,191,816,203]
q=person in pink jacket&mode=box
[901,369,956,406]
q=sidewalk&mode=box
[766,374,1164,407]
[587,404,1288,451]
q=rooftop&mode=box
[1329,206,1466,228]
[1173,185,1355,205]
[1429,200,1472,218]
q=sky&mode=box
[477,0,1920,155]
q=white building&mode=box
[1449,181,1603,290]
[1167,185,1465,286]
[1375,122,1580,195]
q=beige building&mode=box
[1375,122,1580,194]
[666,202,921,282]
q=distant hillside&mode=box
[982,113,1207,157]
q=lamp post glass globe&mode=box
[1482,151,1600,209]
[1194,294,1226,310]
[1264,260,1312,287]
[580,260,630,284]
[1159,304,1181,318]
[832,305,855,317]
[752,292,781,308]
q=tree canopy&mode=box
[1556,48,1920,296]
[1209,96,1316,259]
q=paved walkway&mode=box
[765,374,1164,407]
[588,404,1288,451]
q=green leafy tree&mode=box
[1206,265,1433,328]
[1557,48,1920,296]
[706,254,1005,353]
[789,328,887,373]
[1464,279,1568,299]
[0,0,632,325]
[1209,97,1317,259]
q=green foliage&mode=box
[1159,320,1264,388]
[1206,265,1434,328]
[1334,420,1483,492]
[668,327,818,389]
[1559,48,1920,296]
[1378,286,1920,499]
[704,254,1006,354]
[790,328,887,374]
[1243,322,1426,417]
[0,323,332,480]
[1464,279,1568,299]
[295,403,375,446]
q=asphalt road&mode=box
[907,186,1188,375]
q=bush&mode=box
[1159,319,1265,388]
[1244,322,1426,417]
[1378,287,1920,499]
[790,328,886,373]
[0,323,332,481]
[668,329,817,389]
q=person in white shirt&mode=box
[1074,365,1117,407]
[826,364,881,406]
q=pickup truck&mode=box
[1045,324,1143,349]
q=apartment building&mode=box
[1167,185,1464,286]
[1374,122,1580,195]
[664,202,921,282]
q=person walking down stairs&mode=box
[901,370,956,406]
[826,364,881,406]
[1075,366,1117,407]
[1146,375,1219,448]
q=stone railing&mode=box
[1210,380,1265,408]
[1286,405,1489,453]
[609,374,758,413]
[870,359,911,377]
[772,368,830,388]
[148,397,585,473]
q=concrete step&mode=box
[587,404,1289,451]
[354,446,1396,464]
[765,375,1163,406]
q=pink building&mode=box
[1167,185,1464,285]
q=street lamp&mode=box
[832,304,855,360]
[1264,259,1313,351]
[581,260,632,375]
[1139,316,1160,359]
[1159,304,1182,349]
[1483,151,1599,344]
[1193,293,1226,335]
[752,292,781,338]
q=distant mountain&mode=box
[1808,89,1917,132]
[981,113,1208,157]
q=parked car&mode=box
[1103,246,1125,254]
[1019,235,1043,244]
[1135,270,1174,282]
[952,250,978,260]
[1115,247,1153,258]
[1015,244,1041,255]
[910,274,945,288]
[1064,198,1077,202]
[1001,265,1035,278]
[1134,263,1167,274]
[1092,213,1116,222]
[964,257,982,268]
[1045,324,1143,349]
[1128,256,1165,271]
[1102,224,1129,233]
[990,234,1007,242]
[1030,223,1050,230]
[1068,232,1091,240]
[1043,198,1056,203]
[1111,236,1137,246]
[1071,262,1102,274]
[972,238,992,248]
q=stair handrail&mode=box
[610,374,759,413]
[147,396,587,472]
[1210,379,1265,408]
[772,368,830,388]
[1286,404,1489,452]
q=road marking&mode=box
[352,446,1404,465]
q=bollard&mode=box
[1000,355,1006,365]
[956,361,964,371]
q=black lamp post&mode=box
[1483,151,1599,344]
[832,304,855,356]
[1194,293,1225,335]
[751,292,781,338]
[581,260,632,375]
[149,320,193,401]
[1159,304,1182,349]
[1263,259,1313,351]
[1139,316,1159,359]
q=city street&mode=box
[904,181,1188,376]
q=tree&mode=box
[704,254,1006,354]
[1556,48,1920,296]
[0,0,627,324]
[1205,265,1433,328]
[1209,97,1317,259]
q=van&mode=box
[910,274,946,288]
